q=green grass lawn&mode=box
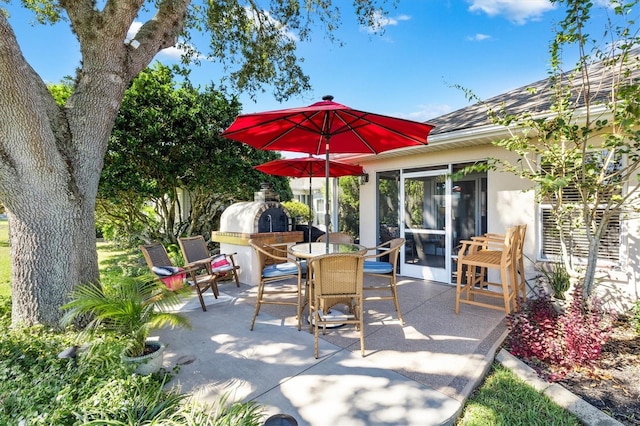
[0,219,9,298]
[456,363,580,425]
[0,225,146,298]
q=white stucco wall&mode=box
[359,143,529,249]
[356,141,639,309]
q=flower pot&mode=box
[551,297,567,314]
[121,341,165,375]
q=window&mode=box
[538,151,623,263]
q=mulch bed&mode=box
[558,320,640,425]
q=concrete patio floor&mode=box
[154,276,508,426]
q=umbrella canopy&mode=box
[221,96,434,156]
[254,156,363,178]
[222,96,434,247]
[254,156,364,242]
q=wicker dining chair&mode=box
[309,252,365,358]
[178,236,240,288]
[316,232,354,244]
[248,239,307,331]
[139,242,218,312]
[362,238,406,324]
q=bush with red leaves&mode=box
[505,285,616,380]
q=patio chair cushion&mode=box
[262,261,307,278]
[152,265,183,276]
[363,260,394,274]
[151,266,186,290]
[211,255,233,273]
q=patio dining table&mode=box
[289,242,367,328]
[289,241,366,259]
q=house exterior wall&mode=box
[358,143,540,266]
[289,176,327,229]
[357,142,639,310]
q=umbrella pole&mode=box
[308,173,313,243]
[325,147,330,253]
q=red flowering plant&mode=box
[505,285,616,381]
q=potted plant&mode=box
[61,278,191,374]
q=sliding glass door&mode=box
[376,164,487,284]
[401,169,450,282]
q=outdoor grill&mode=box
[212,184,303,284]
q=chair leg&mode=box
[518,257,526,302]
[511,263,522,310]
[389,278,405,324]
[250,282,265,331]
[231,267,240,287]
[295,280,302,331]
[194,285,207,312]
[211,280,220,298]
[357,299,365,357]
[500,267,511,315]
[313,304,320,358]
[455,259,464,314]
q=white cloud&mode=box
[466,33,492,41]
[125,21,143,43]
[468,0,556,25]
[361,11,411,34]
[126,21,199,60]
[245,6,299,41]
[593,0,620,8]
[157,46,185,60]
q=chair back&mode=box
[499,227,518,265]
[316,232,354,244]
[178,236,210,264]
[312,253,364,297]
[515,224,527,257]
[248,239,288,271]
[139,243,173,269]
[385,238,405,268]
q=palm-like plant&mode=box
[61,278,191,357]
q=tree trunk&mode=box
[1,1,197,326]
[583,238,599,296]
[8,203,97,326]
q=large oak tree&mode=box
[0,0,389,326]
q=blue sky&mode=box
[5,1,619,122]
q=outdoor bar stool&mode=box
[471,224,528,305]
[455,226,518,315]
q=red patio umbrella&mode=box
[222,95,434,246]
[254,156,364,241]
[255,156,363,178]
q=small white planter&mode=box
[121,341,165,375]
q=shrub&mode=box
[281,200,313,223]
[558,287,615,367]
[538,262,571,300]
[0,294,264,425]
[505,288,563,367]
[505,285,616,380]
